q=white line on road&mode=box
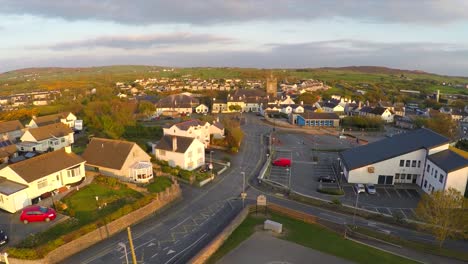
[404,189,413,198]
[165,233,207,264]
[134,238,157,251]
[399,209,408,219]
[394,189,402,198]
[151,252,159,259]
[383,188,391,197]
[319,213,345,223]
[170,216,191,230]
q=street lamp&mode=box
[286,167,291,192]
[352,192,360,227]
[118,242,129,264]
[210,151,214,178]
[241,172,246,208]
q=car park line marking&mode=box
[394,189,402,198]
[385,208,393,215]
[404,189,413,198]
[399,209,408,219]
[150,252,159,259]
[383,188,391,197]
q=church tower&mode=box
[266,73,277,98]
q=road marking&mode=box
[170,216,191,230]
[383,188,391,197]
[164,233,207,264]
[163,247,168,251]
[167,249,176,255]
[385,208,393,215]
[150,253,159,259]
[394,189,402,198]
[147,242,156,247]
[399,209,408,219]
[404,189,413,198]
[134,238,157,251]
[319,213,345,223]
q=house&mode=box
[155,94,199,116]
[321,101,345,114]
[394,115,415,129]
[212,98,228,113]
[339,128,468,196]
[0,147,85,213]
[292,111,340,127]
[209,121,225,139]
[163,119,211,147]
[17,123,74,152]
[82,138,153,183]
[0,140,17,165]
[359,106,394,123]
[281,104,304,115]
[0,120,24,142]
[195,104,209,114]
[27,112,77,128]
[153,135,205,171]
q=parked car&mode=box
[20,205,57,224]
[365,184,376,195]
[354,183,365,194]
[272,158,291,167]
[0,230,8,246]
[318,176,336,183]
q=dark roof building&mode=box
[82,138,138,170]
[428,150,468,173]
[156,135,195,153]
[0,120,24,134]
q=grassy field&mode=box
[207,213,418,264]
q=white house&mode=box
[0,120,24,142]
[339,128,468,195]
[155,94,199,116]
[153,135,205,171]
[359,106,394,123]
[0,147,85,213]
[281,104,304,115]
[17,123,74,152]
[163,119,211,147]
[209,121,225,139]
[27,112,77,128]
[195,104,209,114]
[82,138,153,183]
[321,101,345,114]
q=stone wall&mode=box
[189,206,251,264]
[9,184,181,264]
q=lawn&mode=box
[208,213,418,264]
[146,176,173,193]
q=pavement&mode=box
[219,231,352,264]
[59,113,468,263]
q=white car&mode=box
[365,184,376,195]
[354,183,365,194]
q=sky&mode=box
[1,0,468,76]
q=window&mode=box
[399,160,404,167]
[405,160,410,167]
[395,173,400,179]
[61,138,65,143]
[67,166,81,177]
[417,161,421,168]
[424,180,427,188]
[439,174,444,183]
[434,171,438,179]
[406,174,412,180]
[37,179,48,189]
[54,141,59,145]
[426,164,430,172]
[411,160,416,167]
[159,150,166,156]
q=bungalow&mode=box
[17,123,74,152]
[292,111,340,127]
[27,112,77,128]
[0,120,24,142]
[153,135,205,171]
[0,147,85,213]
[82,138,153,183]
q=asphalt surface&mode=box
[63,113,468,263]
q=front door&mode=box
[378,175,385,184]
[385,175,394,185]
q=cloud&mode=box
[1,0,468,25]
[36,32,234,50]
[3,40,468,76]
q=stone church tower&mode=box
[266,73,277,98]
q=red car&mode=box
[272,158,291,167]
[20,205,57,224]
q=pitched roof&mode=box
[213,122,224,130]
[0,120,24,134]
[0,177,28,195]
[27,123,73,141]
[156,135,195,153]
[428,150,468,173]
[156,94,199,108]
[0,140,16,159]
[174,119,207,131]
[32,112,72,126]
[370,106,388,115]
[82,138,140,170]
[322,102,338,108]
[300,111,340,120]
[340,128,449,170]
[7,149,85,183]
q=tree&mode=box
[415,188,468,247]
[414,113,458,139]
[228,105,242,112]
[296,92,319,105]
[138,101,156,118]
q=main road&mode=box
[65,114,468,263]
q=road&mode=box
[64,114,468,263]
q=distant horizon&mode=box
[1,1,468,76]
[2,64,468,79]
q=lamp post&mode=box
[118,242,129,264]
[286,167,291,193]
[209,151,214,178]
[241,171,246,208]
[352,192,360,227]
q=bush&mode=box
[161,165,172,173]
[95,175,123,188]
[6,248,40,259]
[146,177,172,193]
[317,188,344,195]
[332,198,342,205]
[179,170,192,181]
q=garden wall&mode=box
[9,184,181,264]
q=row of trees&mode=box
[341,116,385,130]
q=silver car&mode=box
[365,184,376,195]
[354,183,365,194]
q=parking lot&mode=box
[342,185,421,220]
[265,132,422,220]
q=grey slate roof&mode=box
[428,150,468,173]
[156,135,195,153]
[340,128,449,170]
[300,111,339,120]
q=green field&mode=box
[207,213,418,264]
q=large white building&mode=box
[339,128,468,196]
[153,135,205,171]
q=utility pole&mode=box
[127,227,137,264]
[352,192,360,227]
[241,171,246,208]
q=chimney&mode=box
[358,101,362,108]
[300,101,303,105]
[172,136,177,151]
[65,146,72,154]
